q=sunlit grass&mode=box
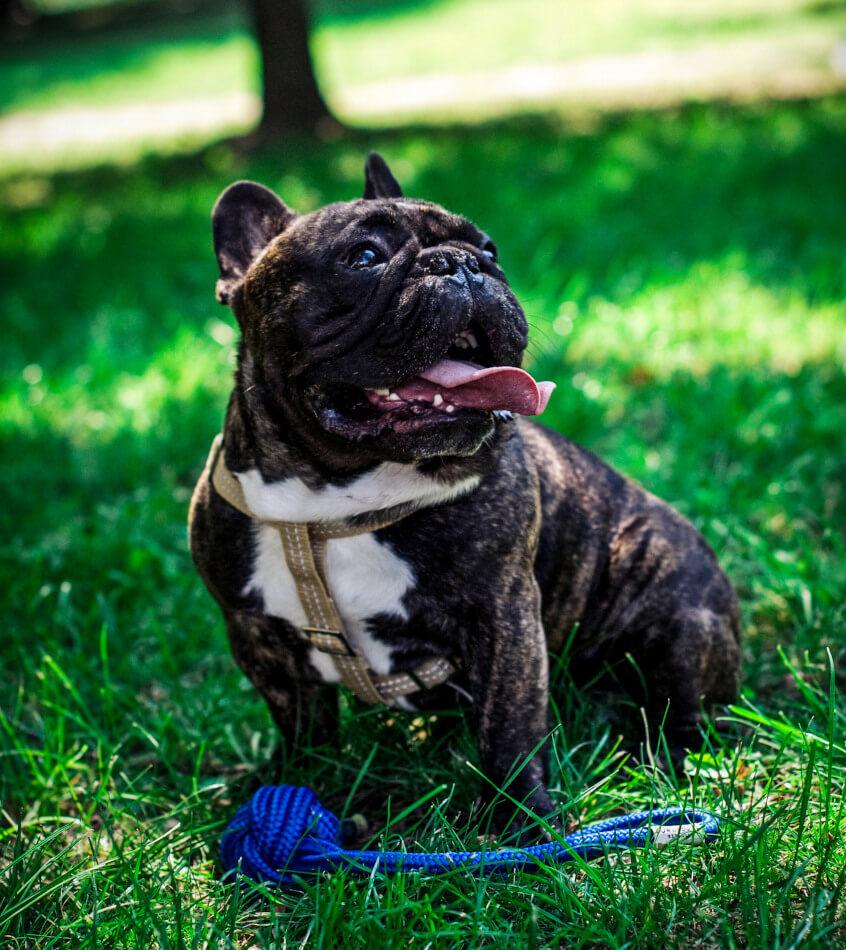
[316,0,846,87]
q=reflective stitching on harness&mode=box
[282,526,320,625]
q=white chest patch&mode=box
[237,460,478,693]
[245,524,415,682]
[237,462,480,522]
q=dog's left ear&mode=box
[363,152,403,199]
[212,181,296,305]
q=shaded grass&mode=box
[0,7,256,115]
[1,97,846,944]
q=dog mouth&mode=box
[305,322,555,441]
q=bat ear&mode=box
[212,181,296,305]
[363,152,403,199]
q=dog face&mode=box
[213,154,551,464]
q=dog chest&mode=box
[244,523,415,681]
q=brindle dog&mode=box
[190,154,740,831]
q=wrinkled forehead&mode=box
[297,198,485,247]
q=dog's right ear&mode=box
[212,181,296,305]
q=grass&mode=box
[2,84,846,945]
[5,0,845,176]
[0,8,257,115]
[3,0,845,115]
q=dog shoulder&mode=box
[189,458,258,611]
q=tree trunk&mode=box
[0,0,34,35]
[250,0,332,134]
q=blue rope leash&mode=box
[221,785,720,885]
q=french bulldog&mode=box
[189,153,741,831]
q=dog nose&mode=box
[452,251,484,286]
[422,248,483,284]
[425,249,458,276]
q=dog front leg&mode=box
[462,575,555,835]
[223,609,340,751]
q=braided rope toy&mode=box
[221,784,720,885]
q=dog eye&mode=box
[481,242,498,262]
[346,244,384,270]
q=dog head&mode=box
[213,153,553,466]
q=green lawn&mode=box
[3,0,845,115]
[2,92,846,944]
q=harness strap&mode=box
[276,522,386,704]
[207,435,457,705]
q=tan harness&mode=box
[208,435,457,706]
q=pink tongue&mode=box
[403,359,555,416]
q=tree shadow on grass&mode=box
[0,4,251,114]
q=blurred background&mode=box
[2,2,846,942]
[3,0,846,166]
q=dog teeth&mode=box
[373,388,390,396]
[387,392,400,401]
[454,330,479,350]
[445,404,455,413]
[433,393,444,407]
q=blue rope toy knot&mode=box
[221,784,720,885]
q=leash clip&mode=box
[652,818,710,847]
